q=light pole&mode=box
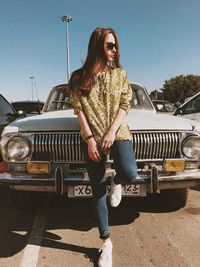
[61,15,72,82]
[29,76,35,100]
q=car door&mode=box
[175,93,200,122]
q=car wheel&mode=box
[160,188,188,210]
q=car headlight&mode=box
[182,135,200,159]
[5,136,31,161]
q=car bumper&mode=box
[1,167,200,197]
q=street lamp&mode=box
[61,15,72,82]
[29,76,35,100]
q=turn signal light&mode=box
[163,159,185,171]
[27,162,49,174]
[0,161,8,173]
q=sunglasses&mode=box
[106,42,116,50]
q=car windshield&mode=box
[182,94,200,114]
[44,85,72,112]
[130,84,154,110]
[43,83,154,112]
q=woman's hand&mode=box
[101,130,115,153]
[87,138,102,162]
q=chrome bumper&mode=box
[0,166,200,195]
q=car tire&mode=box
[160,188,188,210]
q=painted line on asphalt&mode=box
[19,195,50,267]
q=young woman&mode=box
[69,27,137,267]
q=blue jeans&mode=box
[81,140,137,240]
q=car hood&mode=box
[3,110,80,133]
[127,110,199,131]
[2,109,200,134]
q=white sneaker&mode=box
[98,239,113,267]
[109,175,122,207]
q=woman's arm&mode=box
[101,70,132,152]
[77,111,101,162]
[71,88,101,162]
[101,108,127,152]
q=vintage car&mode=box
[0,93,24,161]
[152,100,176,114]
[0,83,200,209]
[0,94,19,136]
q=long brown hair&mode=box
[69,27,121,93]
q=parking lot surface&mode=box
[0,186,200,267]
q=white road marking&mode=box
[19,196,50,267]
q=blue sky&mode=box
[1,0,200,102]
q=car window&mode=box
[182,94,200,114]
[131,85,153,110]
[45,88,72,111]
[44,84,154,112]
[0,95,15,116]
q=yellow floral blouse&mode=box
[71,67,132,145]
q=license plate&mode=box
[73,184,140,197]
[123,184,140,196]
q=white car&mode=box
[174,91,200,122]
[1,83,200,210]
[152,100,176,114]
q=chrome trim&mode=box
[132,131,180,160]
[1,169,200,194]
[33,132,85,163]
[31,131,181,162]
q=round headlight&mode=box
[6,136,31,161]
[182,135,200,159]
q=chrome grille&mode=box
[33,132,84,162]
[32,131,180,162]
[133,131,180,159]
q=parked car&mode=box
[11,100,44,117]
[0,94,19,134]
[153,100,176,113]
[0,83,200,210]
[0,94,24,161]
[174,91,200,122]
